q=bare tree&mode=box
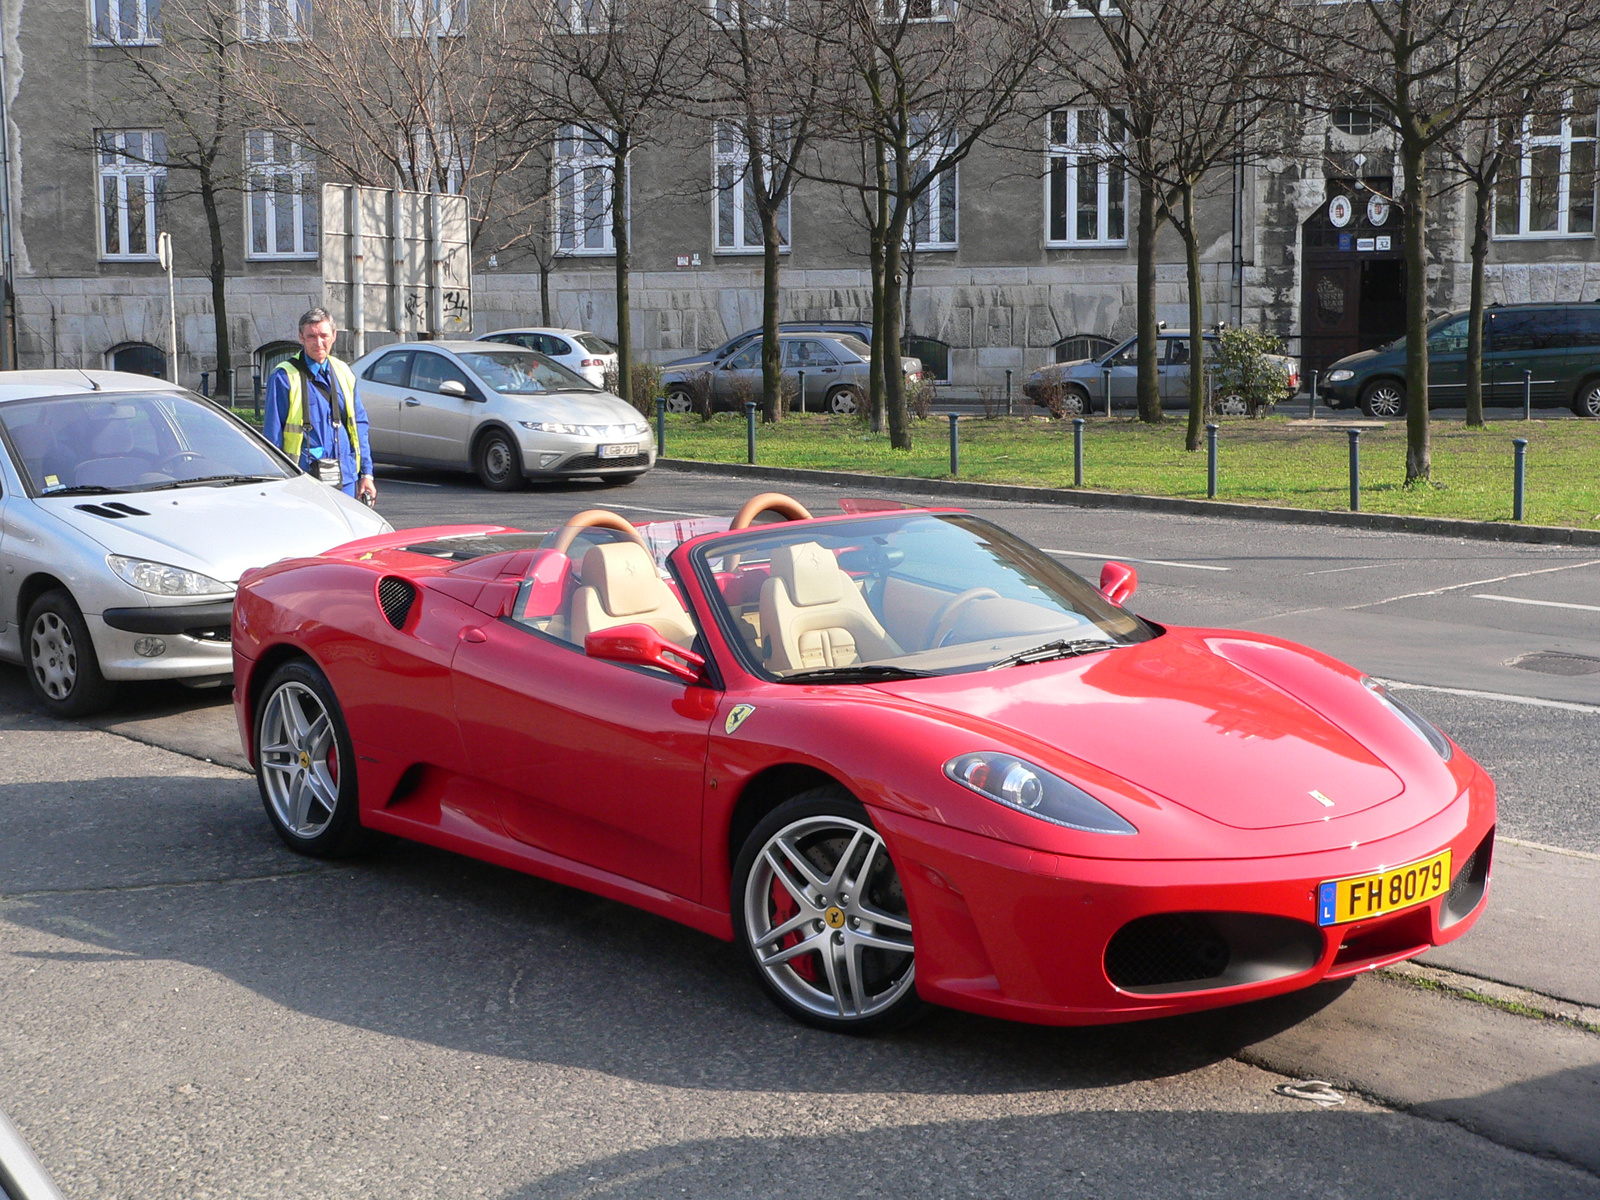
[85,0,249,393]
[1255,0,1598,483]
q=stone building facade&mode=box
[3,0,1597,395]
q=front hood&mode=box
[506,391,648,425]
[1331,348,1382,371]
[662,353,717,376]
[884,632,1405,831]
[40,475,389,583]
[1030,358,1090,380]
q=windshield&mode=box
[693,513,1152,680]
[458,349,599,393]
[0,391,293,496]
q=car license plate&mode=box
[599,442,638,459]
[1317,850,1451,926]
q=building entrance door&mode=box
[1300,182,1407,384]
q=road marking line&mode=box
[1043,549,1230,571]
[374,477,443,487]
[1375,677,1600,715]
[1304,562,1394,576]
[1472,593,1600,613]
[1351,558,1600,609]
[602,503,713,518]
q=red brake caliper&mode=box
[770,876,818,982]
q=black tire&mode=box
[732,786,922,1034]
[474,427,524,491]
[1572,378,1600,419]
[827,386,863,416]
[24,588,116,718]
[1359,378,1407,419]
[253,658,370,857]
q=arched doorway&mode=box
[1300,180,1407,383]
[108,342,167,379]
[257,340,301,382]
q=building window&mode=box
[711,0,785,23]
[904,119,957,250]
[880,0,953,19]
[246,132,317,259]
[1049,0,1120,15]
[556,0,606,32]
[714,122,789,254]
[98,131,165,260]
[91,0,159,44]
[401,129,465,194]
[241,0,308,41]
[1331,100,1381,136]
[1047,107,1126,246]
[397,0,465,35]
[1495,95,1597,239]
[554,126,620,254]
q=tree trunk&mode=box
[1181,182,1206,452]
[1465,173,1492,429]
[882,218,910,450]
[198,159,230,398]
[1400,134,1430,483]
[868,143,890,433]
[760,204,783,423]
[611,150,632,407]
[540,262,551,327]
[1136,172,1162,424]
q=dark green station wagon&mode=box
[1317,301,1600,418]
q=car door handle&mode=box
[460,626,488,643]
[404,397,422,407]
[822,367,837,374]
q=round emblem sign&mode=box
[1367,194,1391,226]
[1328,195,1353,228]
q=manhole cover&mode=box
[1508,651,1600,677]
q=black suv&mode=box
[1317,301,1600,418]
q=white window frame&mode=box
[555,0,607,33]
[879,0,954,21]
[1046,106,1128,247]
[710,0,785,24]
[240,0,308,42]
[901,118,958,251]
[401,128,465,195]
[245,131,318,260]
[97,130,165,261]
[1493,96,1597,240]
[554,125,623,256]
[713,121,790,255]
[396,0,465,37]
[90,0,159,45]
[1048,0,1120,16]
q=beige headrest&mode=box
[581,542,670,617]
[770,541,844,607]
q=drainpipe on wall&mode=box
[0,21,16,371]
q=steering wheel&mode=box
[925,587,1001,649]
[550,509,650,555]
[730,493,813,529]
[158,450,205,474]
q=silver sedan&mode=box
[0,371,390,717]
[353,341,655,490]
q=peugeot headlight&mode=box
[1327,369,1355,383]
[1362,677,1452,760]
[108,555,233,597]
[944,752,1137,834]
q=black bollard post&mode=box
[1206,423,1219,499]
[655,396,666,457]
[1523,370,1532,422]
[200,370,209,397]
[253,371,262,420]
[948,412,960,476]
[1005,369,1013,416]
[1102,364,1113,418]
[1309,370,1318,421]
[1072,417,1085,487]
[1347,427,1362,512]
[745,401,757,465]
[797,370,806,415]
[1513,437,1528,521]
[228,367,236,405]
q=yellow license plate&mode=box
[1317,850,1452,927]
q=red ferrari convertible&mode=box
[232,493,1495,1032]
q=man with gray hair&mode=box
[263,307,377,503]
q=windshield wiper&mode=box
[39,484,127,496]
[138,474,278,491]
[988,638,1122,670]
[781,664,934,684]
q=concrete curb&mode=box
[657,458,1600,547]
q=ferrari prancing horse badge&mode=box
[724,704,756,735]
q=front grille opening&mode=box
[377,576,417,630]
[1442,827,1494,928]
[1105,912,1324,995]
[558,452,650,473]
[1331,905,1433,972]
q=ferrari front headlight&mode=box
[108,555,234,597]
[1362,677,1452,761]
[944,751,1137,834]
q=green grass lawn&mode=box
[658,411,1600,530]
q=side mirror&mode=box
[1099,561,1138,606]
[439,379,468,397]
[585,623,706,684]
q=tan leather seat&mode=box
[570,542,697,649]
[759,541,901,672]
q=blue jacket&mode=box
[263,353,374,497]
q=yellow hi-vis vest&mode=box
[273,355,363,476]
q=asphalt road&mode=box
[3,466,1599,1197]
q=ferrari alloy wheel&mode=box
[1360,379,1406,419]
[255,659,367,856]
[474,428,524,491]
[25,589,115,718]
[827,386,862,416]
[734,789,920,1033]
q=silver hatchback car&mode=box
[354,341,656,490]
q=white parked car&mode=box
[0,370,391,717]
[476,327,618,388]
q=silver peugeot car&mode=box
[352,340,655,490]
[0,371,391,717]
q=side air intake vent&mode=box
[377,576,416,630]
